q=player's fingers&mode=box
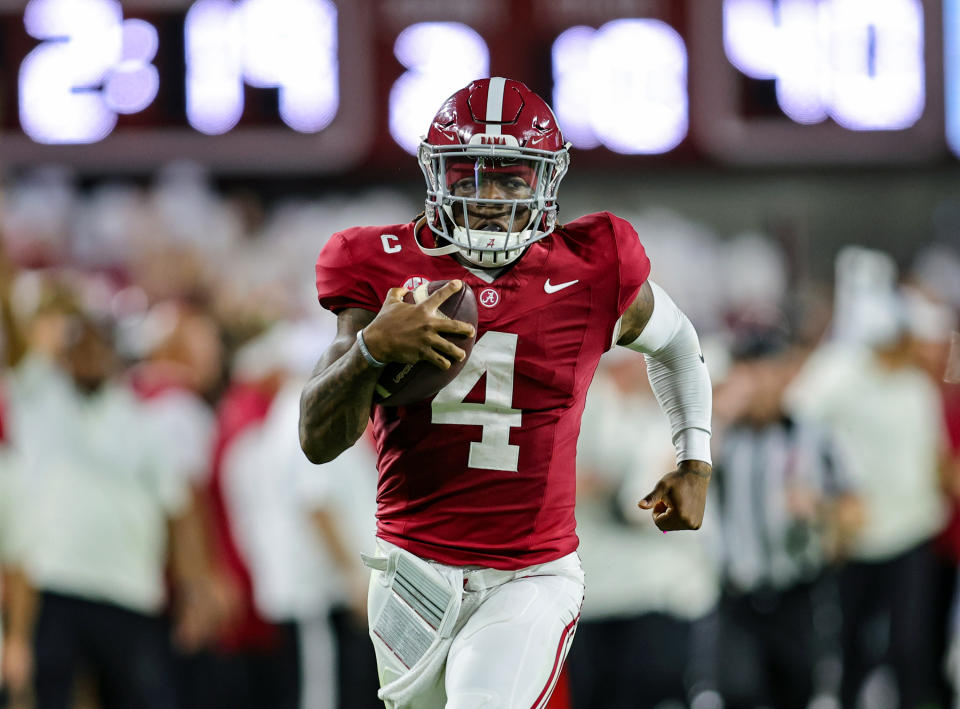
[425,279,463,308]
[384,287,407,304]
[433,317,476,339]
[638,481,666,510]
[420,345,452,371]
[426,333,466,362]
[655,497,702,531]
[654,507,685,532]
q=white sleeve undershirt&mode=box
[618,281,712,465]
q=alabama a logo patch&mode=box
[402,276,429,291]
[479,288,500,308]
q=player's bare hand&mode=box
[638,460,711,532]
[362,280,476,369]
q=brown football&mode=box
[373,280,478,407]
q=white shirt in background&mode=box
[5,357,189,613]
[223,379,377,623]
[785,343,946,561]
[138,387,215,485]
[0,452,24,566]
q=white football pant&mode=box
[367,545,584,709]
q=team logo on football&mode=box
[479,288,500,308]
[402,276,429,291]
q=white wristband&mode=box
[356,329,386,368]
[676,428,712,466]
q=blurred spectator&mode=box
[568,350,719,709]
[201,321,378,709]
[125,300,229,664]
[786,281,950,709]
[4,305,192,709]
[911,244,960,313]
[900,287,960,706]
[0,238,28,709]
[321,431,382,709]
[0,405,34,709]
[710,324,860,709]
[626,208,725,332]
[0,168,75,268]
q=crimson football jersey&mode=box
[315,212,650,569]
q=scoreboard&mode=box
[0,0,952,172]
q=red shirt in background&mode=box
[208,382,277,651]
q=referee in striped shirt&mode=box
[710,326,861,709]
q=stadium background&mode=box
[0,1,959,708]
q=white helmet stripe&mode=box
[485,77,506,135]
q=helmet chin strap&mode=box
[413,216,460,257]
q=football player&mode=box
[299,78,712,709]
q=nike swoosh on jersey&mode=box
[544,279,579,294]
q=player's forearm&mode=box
[299,342,379,464]
[311,507,361,575]
[2,566,37,643]
[167,489,211,588]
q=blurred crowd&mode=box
[0,164,957,709]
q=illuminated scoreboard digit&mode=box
[0,0,370,171]
[0,0,951,170]
[552,19,689,154]
[723,0,924,129]
[689,0,943,164]
[944,0,960,156]
[184,0,338,135]
[388,22,490,156]
[19,0,161,144]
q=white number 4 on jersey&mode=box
[431,331,521,472]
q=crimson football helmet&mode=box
[418,77,571,268]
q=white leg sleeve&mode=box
[620,281,712,465]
